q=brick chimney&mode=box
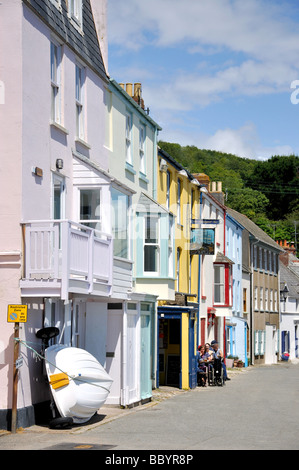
[192,173,210,189]
[121,82,145,110]
[209,181,225,205]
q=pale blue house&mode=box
[225,213,248,366]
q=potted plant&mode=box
[237,359,243,368]
[226,356,234,368]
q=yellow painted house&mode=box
[156,147,202,389]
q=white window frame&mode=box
[79,187,101,233]
[139,123,146,174]
[254,286,258,310]
[254,330,265,356]
[270,289,273,312]
[111,186,130,260]
[214,264,225,304]
[176,248,181,291]
[144,215,160,275]
[253,245,257,269]
[76,63,85,141]
[177,179,181,225]
[265,288,269,311]
[52,173,65,220]
[166,171,171,210]
[69,0,83,27]
[168,215,174,277]
[50,0,61,8]
[125,112,132,165]
[260,287,264,311]
[51,40,62,124]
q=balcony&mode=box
[20,220,113,299]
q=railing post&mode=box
[88,228,94,293]
[61,221,70,301]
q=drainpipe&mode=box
[153,128,158,200]
[250,239,259,366]
[197,191,203,347]
[121,303,127,406]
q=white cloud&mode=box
[108,0,299,107]
[159,122,294,160]
[108,0,299,158]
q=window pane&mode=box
[76,65,81,102]
[215,285,224,303]
[80,189,100,228]
[214,265,224,283]
[144,245,158,272]
[145,217,158,243]
[111,188,129,259]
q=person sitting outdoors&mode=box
[197,345,207,386]
[210,340,230,381]
[203,343,213,362]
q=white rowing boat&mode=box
[45,344,113,424]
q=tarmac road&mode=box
[1,362,299,451]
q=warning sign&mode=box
[7,305,28,323]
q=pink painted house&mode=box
[0,0,136,430]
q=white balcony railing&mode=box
[21,220,113,299]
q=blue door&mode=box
[189,318,197,389]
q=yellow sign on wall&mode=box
[7,305,28,323]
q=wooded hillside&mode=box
[158,141,299,254]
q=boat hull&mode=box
[45,345,113,424]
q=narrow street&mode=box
[1,362,299,452]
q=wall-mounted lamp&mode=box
[280,285,289,302]
[56,158,63,170]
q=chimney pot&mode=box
[126,83,133,96]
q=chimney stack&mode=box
[192,173,210,189]
[121,82,145,110]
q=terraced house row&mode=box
[0,0,288,430]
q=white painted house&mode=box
[0,0,144,430]
[105,79,167,403]
[279,260,299,360]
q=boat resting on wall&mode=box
[45,344,113,425]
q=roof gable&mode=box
[23,0,108,81]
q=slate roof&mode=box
[214,252,234,265]
[279,262,299,298]
[226,207,283,252]
[23,0,108,81]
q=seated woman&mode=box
[197,345,207,386]
[203,343,213,362]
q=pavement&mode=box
[0,364,248,441]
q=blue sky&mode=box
[107,0,299,160]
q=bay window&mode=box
[111,187,129,259]
[214,263,232,306]
[79,188,101,232]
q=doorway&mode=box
[158,317,181,387]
